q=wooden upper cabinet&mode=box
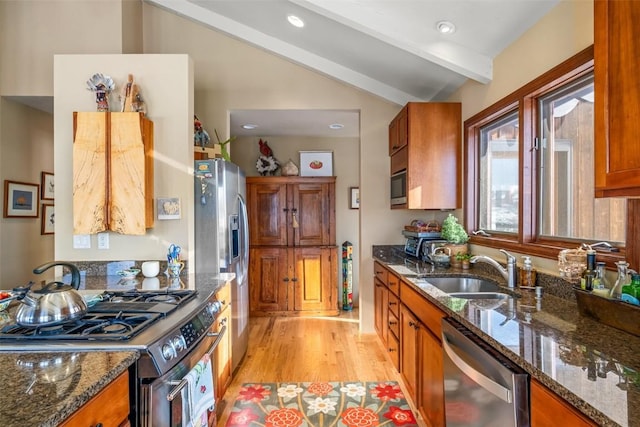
[389,105,408,155]
[389,102,461,209]
[73,112,154,235]
[594,0,640,197]
[247,176,336,247]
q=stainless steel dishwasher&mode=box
[441,317,530,427]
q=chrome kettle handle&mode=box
[33,262,81,290]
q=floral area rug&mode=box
[224,381,418,427]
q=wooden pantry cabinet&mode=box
[373,262,401,370]
[594,0,640,197]
[73,112,154,235]
[389,102,461,209]
[247,177,338,316]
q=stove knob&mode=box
[172,335,186,353]
[161,343,176,360]
[207,301,222,316]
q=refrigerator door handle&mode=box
[442,331,513,403]
[238,194,250,275]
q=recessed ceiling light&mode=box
[436,20,456,35]
[287,14,305,28]
[328,123,344,130]
[242,124,258,130]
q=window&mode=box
[465,46,626,261]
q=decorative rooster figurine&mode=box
[256,138,279,175]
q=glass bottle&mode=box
[609,261,630,299]
[580,250,597,291]
[594,262,608,290]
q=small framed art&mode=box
[41,204,55,235]
[350,187,360,209]
[3,180,39,218]
[299,151,333,176]
[41,172,54,200]
[157,197,181,220]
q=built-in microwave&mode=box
[390,170,407,206]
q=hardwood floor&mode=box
[216,309,421,426]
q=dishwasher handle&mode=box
[442,331,512,403]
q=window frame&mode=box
[464,46,626,265]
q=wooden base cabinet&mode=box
[249,247,338,316]
[213,283,232,407]
[61,370,130,427]
[400,279,446,427]
[530,379,597,427]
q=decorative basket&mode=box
[558,248,587,283]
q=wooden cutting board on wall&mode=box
[73,112,151,235]
[73,112,108,234]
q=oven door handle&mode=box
[167,324,227,401]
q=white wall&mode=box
[53,54,194,265]
[0,99,54,285]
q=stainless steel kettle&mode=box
[13,262,87,327]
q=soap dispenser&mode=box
[519,256,537,288]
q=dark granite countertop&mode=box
[0,351,138,426]
[0,269,234,426]
[373,245,640,427]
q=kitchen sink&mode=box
[448,292,510,300]
[420,277,504,294]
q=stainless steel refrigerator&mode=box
[194,159,249,372]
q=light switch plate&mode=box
[97,232,109,249]
[73,234,91,249]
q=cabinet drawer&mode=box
[387,273,400,297]
[387,331,400,370]
[61,370,129,427]
[374,261,388,284]
[388,310,400,339]
[388,292,400,319]
[401,280,445,339]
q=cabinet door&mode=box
[247,183,288,246]
[530,379,597,427]
[389,106,408,155]
[418,325,445,427]
[214,305,232,404]
[249,247,289,313]
[292,247,337,312]
[400,305,419,400]
[595,0,640,197]
[290,182,334,246]
[61,371,130,427]
[374,278,389,346]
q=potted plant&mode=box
[456,252,473,270]
[440,214,469,265]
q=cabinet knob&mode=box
[388,301,397,306]
[291,277,298,282]
[388,348,396,352]
[283,278,290,282]
[389,320,397,326]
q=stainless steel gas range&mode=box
[0,284,228,427]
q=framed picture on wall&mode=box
[41,172,54,200]
[3,180,39,218]
[41,204,55,235]
[157,197,181,220]
[299,151,333,176]
[350,187,360,209]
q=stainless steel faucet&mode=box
[469,249,517,288]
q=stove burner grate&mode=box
[0,312,161,341]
